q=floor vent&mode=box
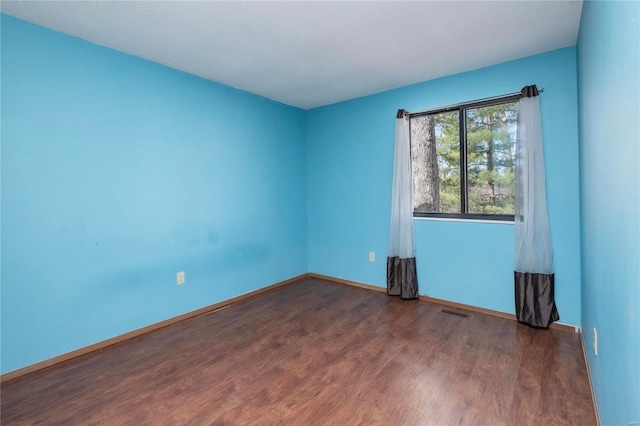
[441,309,470,318]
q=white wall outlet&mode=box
[369,252,376,262]
[593,328,598,356]
[177,271,185,285]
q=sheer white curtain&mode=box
[387,110,418,299]
[514,85,558,327]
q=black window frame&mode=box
[409,93,520,222]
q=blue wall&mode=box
[7,17,636,425]
[0,15,308,373]
[307,48,582,325]
[577,1,640,424]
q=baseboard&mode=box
[308,273,577,333]
[1,273,309,383]
[308,273,387,294]
[579,328,601,425]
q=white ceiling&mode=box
[1,1,583,110]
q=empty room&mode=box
[1,1,638,425]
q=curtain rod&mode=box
[406,87,544,118]
[480,87,545,102]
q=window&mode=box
[410,94,519,221]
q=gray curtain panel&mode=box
[387,110,419,300]
[514,85,559,328]
[387,256,418,299]
[515,272,559,328]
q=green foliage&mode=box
[429,102,517,215]
[434,111,461,213]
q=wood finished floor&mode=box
[1,278,596,425]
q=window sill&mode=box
[413,216,514,225]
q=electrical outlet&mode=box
[593,328,598,356]
[177,271,185,285]
[369,252,376,262]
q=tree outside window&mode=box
[411,96,518,220]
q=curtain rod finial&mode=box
[521,85,539,98]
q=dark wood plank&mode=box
[0,278,596,425]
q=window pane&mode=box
[411,111,460,214]
[465,102,518,215]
